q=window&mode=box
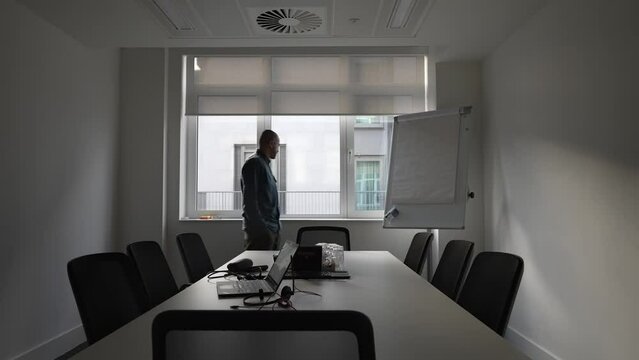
[183,115,393,219]
[181,52,424,219]
[194,116,256,212]
[232,143,286,211]
[271,116,340,215]
[347,115,393,217]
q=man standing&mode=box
[241,130,281,250]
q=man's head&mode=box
[259,130,280,159]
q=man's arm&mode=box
[241,159,267,230]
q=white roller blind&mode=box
[185,54,425,115]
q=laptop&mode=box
[216,241,298,297]
[285,246,351,279]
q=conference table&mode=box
[72,251,528,359]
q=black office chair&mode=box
[297,226,351,250]
[176,233,214,283]
[403,232,433,274]
[152,310,376,360]
[431,240,474,300]
[67,252,149,344]
[126,241,182,308]
[456,252,524,336]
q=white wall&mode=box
[435,62,485,265]
[0,1,120,359]
[117,48,166,249]
[483,0,639,359]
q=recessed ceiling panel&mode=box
[189,0,251,37]
[18,0,169,46]
[332,0,382,37]
[143,0,209,37]
[374,0,433,37]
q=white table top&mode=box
[72,251,528,359]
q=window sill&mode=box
[179,217,383,222]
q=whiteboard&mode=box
[383,107,472,229]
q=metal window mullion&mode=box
[344,116,355,217]
[185,115,199,218]
[184,56,198,116]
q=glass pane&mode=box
[271,116,341,215]
[352,115,394,211]
[356,161,381,210]
[197,116,257,211]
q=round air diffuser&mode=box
[256,9,322,34]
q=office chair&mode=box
[67,252,149,344]
[403,232,433,274]
[430,240,474,300]
[176,233,214,283]
[152,310,376,360]
[126,241,183,308]
[456,252,524,336]
[297,226,351,250]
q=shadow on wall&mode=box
[484,134,578,350]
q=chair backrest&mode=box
[152,310,376,360]
[297,226,351,250]
[403,232,433,274]
[67,252,149,344]
[176,233,214,283]
[431,240,474,300]
[456,252,524,336]
[126,241,179,308]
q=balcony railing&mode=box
[197,190,386,214]
[197,191,241,211]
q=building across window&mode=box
[355,116,383,127]
[355,159,383,211]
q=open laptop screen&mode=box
[266,240,298,288]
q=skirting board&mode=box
[505,327,561,360]
[11,325,85,360]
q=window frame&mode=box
[354,157,384,211]
[183,115,394,220]
[345,116,392,219]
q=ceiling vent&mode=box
[256,9,322,34]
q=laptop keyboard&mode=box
[285,270,350,279]
[232,280,268,293]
